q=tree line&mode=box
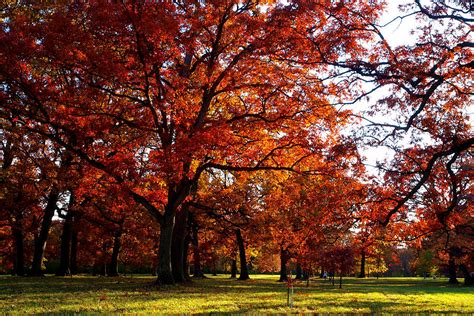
[0,0,472,285]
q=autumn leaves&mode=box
[0,1,472,284]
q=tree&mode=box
[0,1,387,284]
[2,0,471,287]
[349,1,473,228]
[1,123,44,275]
[322,244,355,288]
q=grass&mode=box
[0,274,473,314]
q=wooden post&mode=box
[287,271,294,308]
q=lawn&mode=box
[1,274,473,314]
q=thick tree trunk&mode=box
[31,188,59,276]
[358,250,366,278]
[295,262,302,279]
[108,230,122,277]
[448,255,459,284]
[192,220,204,278]
[12,215,25,276]
[56,210,74,276]
[236,229,249,280]
[459,264,473,286]
[70,230,78,275]
[171,207,188,283]
[156,211,175,285]
[230,258,237,278]
[279,246,288,282]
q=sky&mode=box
[351,0,473,175]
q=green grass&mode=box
[0,274,472,314]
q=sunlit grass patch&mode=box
[0,275,472,314]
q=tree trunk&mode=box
[295,262,302,279]
[56,210,74,276]
[152,261,157,276]
[339,274,343,289]
[12,214,25,276]
[108,230,122,277]
[92,264,98,276]
[236,229,249,280]
[156,211,175,285]
[171,206,188,283]
[70,230,78,275]
[230,258,237,278]
[191,219,204,278]
[183,229,191,281]
[4,141,24,276]
[459,264,473,286]
[100,241,107,276]
[448,254,459,284]
[31,188,59,276]
[302,269,309,281]
[213,260,217,276]
[279,246,288,282]
[358,250,366,278]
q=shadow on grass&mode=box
[314,278,472,294]
[1,275,472,314]
[1,275,471,295]
[1,276,149,295]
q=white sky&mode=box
[353,0,473,175]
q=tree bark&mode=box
[100,241,107,276]
[213,260,217,276]
[448,254,459,284]
[171,206,188,283]
[70,230,78,275]
[31,188,59,276]
[56,210,74,276]
[236,229,249,280]
[230,258,237,278]
[156,210,175,284]
[279,246,288,282]
[152,260,157,276]
[339,274,343,289]
[108,230,122,277]
[191,218,204,278]
[459,264,473,286]
[3,141,24,276]
[302,269,309,280]
[12,214,25,276]
[183,229,191,281]
[295,262,302,279]
[358,250,366,278]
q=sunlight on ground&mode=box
[1,275,473,314]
